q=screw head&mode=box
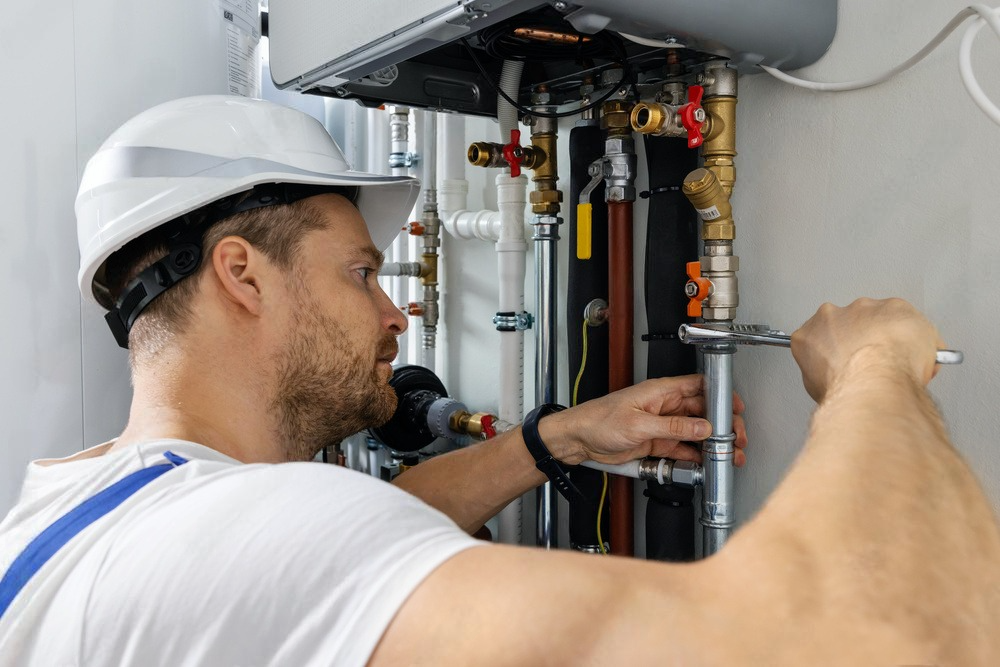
[685,281,699,297]
[694,108,706,122]
[554,1,568,10]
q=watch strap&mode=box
[522,404,588,505]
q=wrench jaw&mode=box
[678,323,964,365]
[678,323,789,347]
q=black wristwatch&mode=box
[522,404,588,505]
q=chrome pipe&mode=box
[701,344,736,556]
[533,214,561,548]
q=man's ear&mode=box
[210,236,266,315]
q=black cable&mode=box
[461,38,630,119]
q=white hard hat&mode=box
[76,95,420,308]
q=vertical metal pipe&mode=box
[608,200,635,556]
[534,214,560,548]
[701,344,736,555]
[389,108,410,363]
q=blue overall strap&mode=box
[0,451,188,620]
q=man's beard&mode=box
[269,296,398,462]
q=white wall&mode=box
[0,3,84,513]
[0,0,258,514]
[731,0,1000,523]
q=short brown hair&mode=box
[104,194,332,366]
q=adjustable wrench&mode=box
[678,323,964,365]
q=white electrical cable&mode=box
[960,13,1000,125]
[618,32,684,49]
[759,5,1000,127]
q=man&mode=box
[0,96,996,665]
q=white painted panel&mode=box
[730,0,1000,522]
[73,0,259,447]
[0,3,83,514]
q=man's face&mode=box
[267,194,407,461]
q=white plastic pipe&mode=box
[439,113,469,224]
[440,113,466,182]
[582,460,641,479]
[495,173,528,545]
[444,210,502,241]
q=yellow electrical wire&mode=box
[571,318,588,408]
[572,317,609,555]
[597,471,608,555]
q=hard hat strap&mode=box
[104,183,359,349]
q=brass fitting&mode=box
[631,102,666,134]
[449,411,493,438]
[683,168,734,241]
[701,96,737,195]
[630,102,683,137]
[468,141,507,168]
[420,252,438,285]
[527,119,562,215]
[601,100,633,136]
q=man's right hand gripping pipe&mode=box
[373,298,1000,666]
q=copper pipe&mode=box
[608,200,634,556]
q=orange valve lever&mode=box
[679,85,705,149]
[685,261,711,317]
[407,221,425,236]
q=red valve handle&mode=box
[502,129,523,177]
[481,414,497,440]
[679,85,705,149]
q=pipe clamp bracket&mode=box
[493,311,534,332]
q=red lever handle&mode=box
[679,85,705,149]
[502,129,523,177]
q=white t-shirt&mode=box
[0,439,480,666]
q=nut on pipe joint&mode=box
[601,100,633,136]
[683,168,734,241]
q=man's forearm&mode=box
[717,349,1000,659]
[392,427,546,533]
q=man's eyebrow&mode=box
[361,246,385,268]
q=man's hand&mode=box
[790,297,944,402]
[538,374,749,468]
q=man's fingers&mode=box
[646,440,702,464]
[734,414,748,449]
[734,448,747,467]
[646,414,713,442]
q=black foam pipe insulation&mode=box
[566,122,611,551]
[642,134,699,562]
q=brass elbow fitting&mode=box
[683,168,734,241]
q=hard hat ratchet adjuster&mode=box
[105,241,203,349]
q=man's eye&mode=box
[357,267,374,281]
